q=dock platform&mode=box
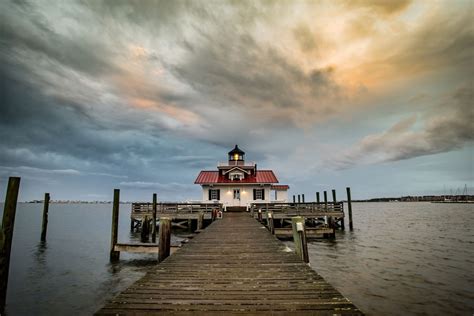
[96,213,362,315]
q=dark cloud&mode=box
[168,28,340,122]
[0,1,119,77]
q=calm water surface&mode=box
[1,202,473,315]
[304,202,474,316]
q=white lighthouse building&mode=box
[195,145,289,211]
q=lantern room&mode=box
[228,145,245,166]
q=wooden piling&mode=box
[109,189,120,262]
[324,191,328,211]
[292,195,296,203]
[302,194,305,203]
[40,193,50,242]
[346,187,353,230]
[333,189,345,230]
[291,216,309,263]
[158,217,171,263]
[188,219,193,232]
[327,216,336,239]
[0,177,20,315]
[266,211,274,235]
[316,192,320,203]
[141,216,150,242]
[152,194,157,243]
[197,211,204,230]
[298,195,301,203]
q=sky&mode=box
[0,0,472,202]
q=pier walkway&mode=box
[96,213,362,315]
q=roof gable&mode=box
[223,166,251,175]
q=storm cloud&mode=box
[330,87,473,169]
[0,0,472,200]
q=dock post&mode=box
[158,217,171,263]
[266,211,274,235]
[346,187,353,230]
[302,194,305,203]
[0,177,20,315]
[109,189,120,262]
[316,192,320,203]
[40,193,50,242]
[152,194,157,243]
[298,195,301,203]
[333,189,345,230]
[141,216,150,242]
[324,191,328,211]
[292,195,296,203]
[291,216,309,263]
[197,211,204,230]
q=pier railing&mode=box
[132,202,223,215]
[249,202,344,217]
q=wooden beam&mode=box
[0,177,21,314]
[275,227,333,237]
[114,243,180,254]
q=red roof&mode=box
[271,185,290,190]
[195,170,278,184]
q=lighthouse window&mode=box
[254,189,264,200]
[209,189,220,200]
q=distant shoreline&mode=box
[15,195,473,204]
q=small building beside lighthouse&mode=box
[194,145,289,210]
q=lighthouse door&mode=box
[233,189,241,206]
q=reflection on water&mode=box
[1,202,473,315]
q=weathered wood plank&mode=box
[114,243,180,254]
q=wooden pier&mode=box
[130,202,223,232]
[96,212,362,315]
[251,202,346,238]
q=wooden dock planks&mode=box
[96,213,362,315]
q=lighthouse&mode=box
[194,145,289,211]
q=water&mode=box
[2,203,184,315]
[1,202,473,315]
[304,202,474,315]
